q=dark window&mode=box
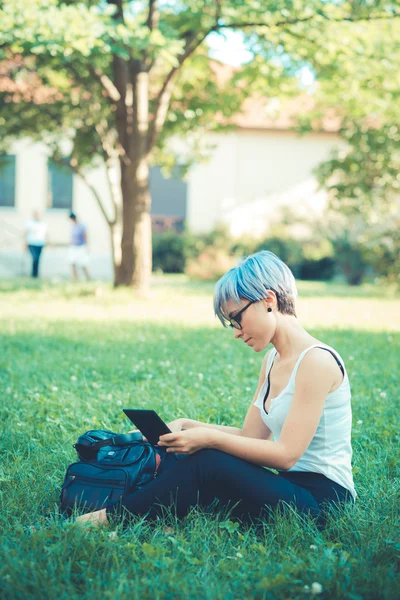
[48,159,73,209]
[150,166,187,219]
[0,155,16,207]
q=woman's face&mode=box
[224,297,275,352]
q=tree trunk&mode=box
[109,221,121,287]
[115,154,152,290]
[115,158,135,285]
[114,68,152,292]
[132,156,152,293]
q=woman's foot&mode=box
[76,508,108,526]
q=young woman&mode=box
[78,251,356,526]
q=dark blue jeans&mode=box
[107,449,353,525]
[28,244,43,278]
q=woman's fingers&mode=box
[159,433,181,445]
[159,432,179,442]
[162,441,184,449]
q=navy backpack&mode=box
[60,429,165,516]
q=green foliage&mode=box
[366,226,400,286]
[303,19,400,286]
[316,123,400,219]
[0,279,399,599]
[316,124,400,284]
[152,227,234,275]
[152,213,399,285]
[1,1,398,171]
[1,1,399,287]
[329,233,370,286]
[320,211,400,286]
[152,231,195,273]
[152,225,338,282]
[185,248,237,281]
[254,236,337,282]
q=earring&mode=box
[267,307,272,312]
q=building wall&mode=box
[186,129,341,235]
[0,130,340,278]
[0,138,113,253]
[186,133,238,233]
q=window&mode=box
[0,155,16,208]
[47,159,73,209]
[149,166,187,220]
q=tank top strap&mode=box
[264,347,278,377]
[289,344,345,385]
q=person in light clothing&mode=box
[25,210,47,278]
[68,212,90,281]
[78,251,356,527]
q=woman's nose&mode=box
[233,327,242,339]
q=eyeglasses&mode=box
[228,299,256,330]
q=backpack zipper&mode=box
[64,474,125,487]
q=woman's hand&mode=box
[166,418,186,433]
[158,427,214,454]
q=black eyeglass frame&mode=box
[228,299,256,330]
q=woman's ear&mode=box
[263,290,278,312]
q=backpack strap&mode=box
[75,431,143,453]
[95,431,144,448]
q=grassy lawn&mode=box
[0,277,399,599]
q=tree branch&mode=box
[64,61,121,107]
[68,60,129,164]
[87,65,121,103]
[147,30,210,151]
[69,160,114,226]
[94,117,130,169]
[146,12,318,151]
[216,11,400,30]
[147,6,399,152]
[216,15,315,30]
[147,0,158,31]
[326,11,400,23]
[48,149,113,226]
[107,0,125,23]
[104,155,121,227]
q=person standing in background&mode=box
[24,210,47,278]
[68,212,91,281]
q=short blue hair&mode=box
[214,250,298,325]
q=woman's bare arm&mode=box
[209,349,339,469]
[160,349,340,469]
[181,419,243,435]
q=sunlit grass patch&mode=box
[0,277,399,599]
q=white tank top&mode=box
[254,344,356,500]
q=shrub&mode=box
[152,227,235,275]
[152,232,194,273]
[298,257,337,281]
[363,222,400,286]
[185,248,237,281]
[331,238,370,285]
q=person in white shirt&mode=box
[24,211,47,278]
[76,251,356,529]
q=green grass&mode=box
[0,278,399,600]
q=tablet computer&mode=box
[123,409,172,446]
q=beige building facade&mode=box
[0,124,340,279]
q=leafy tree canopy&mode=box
[1,0,399,287]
